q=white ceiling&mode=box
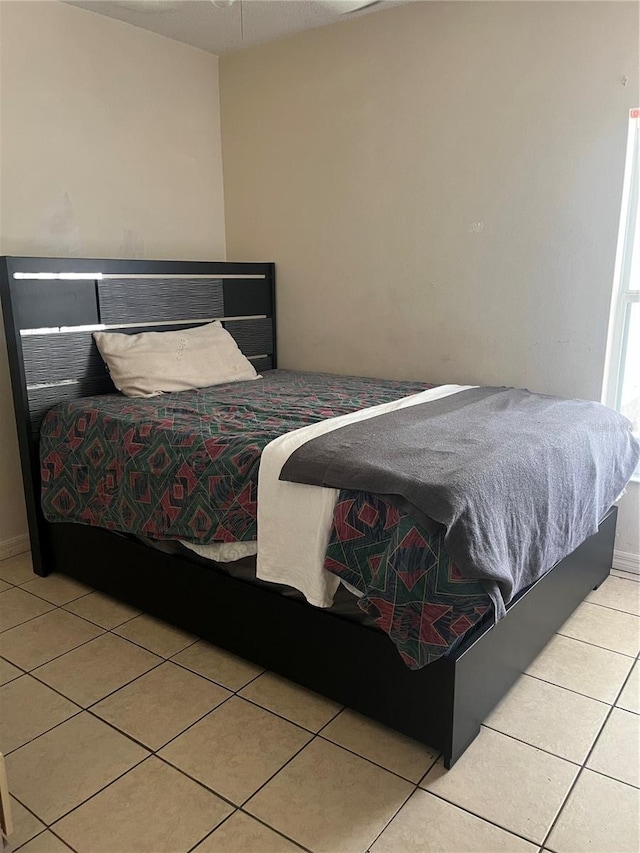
[66,0,411,56]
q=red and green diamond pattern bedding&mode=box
[325,491,492,668]
[40,370,429,542]
[40,369,492,667]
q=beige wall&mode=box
[0,0,225,547]
[0,1,637,559]
[220,1,639,556]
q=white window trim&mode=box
[602,109,640,481]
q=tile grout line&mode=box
[11,827,48,853]
[161,738,369,853]
[233,693,343,738]
[1,626,108,672]
[609,570,640,583]
[361,781,418,851]
[315,705,348,737]
[427,719,603,779]
[575,655,638,771]
[14,586,94,608]
[182,799,313,853]
[12,826,80,853]
[221,716,438,850]
[4,578,200,656]
[107,624,201,659]
[0,603,109,660]
[97,687,236,754]
[167,653,266,693]
[110,658,458,853]
[587,599,640,617]
[81,656,212,712]
[142,689,239,754]
[555,629,637,658]
[572,764,640,792]
[537,766,588,848]
[312,732,433,786]
[0,653,28,674]
[5,617,195,720]
[6,614,264,727]
[60,606,143,632]
[539,645,640,850]
[6,792,45,831]
[161,696,414,820]
[154,754,242,812]
[236,731,326,813]
[365,752,450,853]
[36,825,82,853]
[183,809,240,853]
[477,724,585,768]
[46,749,245,848]
[207,689,441,787]
[238,809,313,853]
[6,799,50,852]
[2,569,93,596]
[523,669,634,707]
[7,751,149,841]
[0,604,57,636]
[411,741,576,849]
[44,753,151,833]
[407,785,550,850]
[9,657,174,759]
[182,807,238,853]
[29,657,166,714]
[2,706,85,759]
[0,592,138,641]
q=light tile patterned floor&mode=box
[0,550,638,853]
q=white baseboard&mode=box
[613,549,640,574]
[0,534,30,562]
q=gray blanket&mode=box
[280,386,640,618]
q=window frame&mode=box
[602,109,640,480]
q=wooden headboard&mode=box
[0,256,276,574]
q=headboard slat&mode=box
[224,318,274,358]
[23,333,106,385]
[98,278,224,325]
[223,279,273,318]
[13,279,99,330]
[250,356,274,374]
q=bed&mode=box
[0,255,622,768]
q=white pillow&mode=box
[93,321,258,398]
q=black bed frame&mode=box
[0,255,616,768]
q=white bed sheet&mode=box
[180,540,257,562]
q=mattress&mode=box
[40,369,492,668]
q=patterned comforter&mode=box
[40,369,492,667]
[325,492,491,668]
